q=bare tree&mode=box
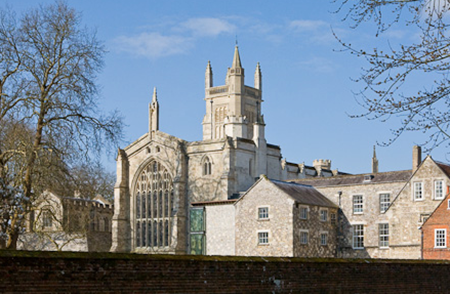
[0,2,122,249]
[334,0,450,150]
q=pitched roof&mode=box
[291,170,412,187]
[436,161,450,178]
[270,179,338,208]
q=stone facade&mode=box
[234,177,337,257]
[19,192,113,252]
[294,148,450,259]
[111,47,343,254]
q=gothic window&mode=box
[43,211,53,228]
[134,160,174,249]
[203,157,212,176]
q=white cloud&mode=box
[181,18,236,37]
[299,57,337,74]
[289,20,328,32]
[113,32,193,59]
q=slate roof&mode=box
[436,161,450,178]
[291,170,412,188]
[270,179,338,208]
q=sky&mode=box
[2,0,449,174]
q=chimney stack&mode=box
[412,145,422,172]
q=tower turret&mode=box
[372,145,379,173]
[149,87,159,139]
[254,62,262,90]
[205,61,213,89]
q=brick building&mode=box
[421,190,450,259]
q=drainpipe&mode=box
[421,229,424,260]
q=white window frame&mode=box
[379,193,390,213]
[448,199,450,210]
[353,195,364,214]
[330,213,337,224]
[413,182,423,201]
[320,209,328,222]
[435,229,447,248]
[299,206,308,220]
[352,224,364,249]
[379,223,389,248]
[258,231,269,245]
[434,180,444,200]
[320,232,328,246]
[300,230,309,245]
[257,206,269,220]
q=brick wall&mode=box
[422,192,450,260]
[2,250,450,293]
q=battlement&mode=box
[313,159,331,170]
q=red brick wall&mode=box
[2,251,450,293]
[422,193,450,259]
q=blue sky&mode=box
[3,0,448,174]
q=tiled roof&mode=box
[436,161,450,178]
[291,170,412,187]
[271,179,338,208]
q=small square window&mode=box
[320,233,328,246]
[379,193,390,213]
[435,229,446,248]
[258,207,269,219]
[300,207,308,220]
[330,213,337,224]
[300,231,308,244]
[320,210,328,222]
[353,195,363,214]
[435,180,444,200]
[414,182,423,201]
[379,223,389,248]
[353,224,364,249]
[258,232,269,245]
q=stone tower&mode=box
[202,46,264,141]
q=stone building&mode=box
[111,46,450,259]
[19,192,113,252]
[293,146,450,259]
[234,176,338,257]
[111,46,344,255]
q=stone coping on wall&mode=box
[3,250,450,265]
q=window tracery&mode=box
[134,160,174,249]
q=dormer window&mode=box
[364,175,373,182]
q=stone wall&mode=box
[2,251,450,293]
[293,204,338,258]
[205,204,235,255]
[235,179,294,257]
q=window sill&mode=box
[258,218,270,221]
[258,243,269,246]
[379,246,389,250]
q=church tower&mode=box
[202,46,264,141]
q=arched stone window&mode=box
[134,160,174,249]
[203,157,212,176]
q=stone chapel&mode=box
[110,46,343,254]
